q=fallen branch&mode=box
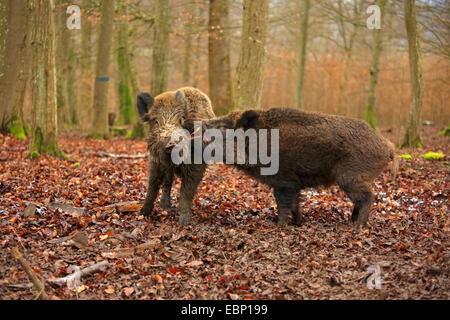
[101,238,161,258]
[100,151,149,159]
[11,247,49,300]
[47,261,109,288]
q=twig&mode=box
[47,261,109,288]
[11,247,49,300]
[101,239,161,258]
[100,151,149,159]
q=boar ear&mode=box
[175,90,185,102]
[137,93,154,122]
[236,110,260,129]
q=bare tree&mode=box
[151,0,171,95]
[28,0,64,158]
[234,0,269,110]
[90,0,115,139]
[365,0,387,129]
[401,0,424,148]
[208,0,233,115]
[295,0,311,110]
[0,0,27,133]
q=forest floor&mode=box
[0,126,448,300]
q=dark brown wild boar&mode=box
[204,108,398,228]
[137,87,215,225]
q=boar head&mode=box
[137,90,191,158]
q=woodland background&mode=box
[0,0,448,300]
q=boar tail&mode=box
[388,141,398,180]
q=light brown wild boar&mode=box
[204,108,398,227]
[137,87,215,225]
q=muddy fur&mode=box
[137,87,215,225]
[205,108,397,227]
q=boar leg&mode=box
[178,165,206,226]
[159,171,174,210]
[291,192,306,225]
[274,186,299,226]
[339,178,373,227]
[140,165,164,217]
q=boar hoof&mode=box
[140,205,154,217]
[277,216,290,226]
[178,214,191,226]
[293,214,306,226]
[160,195,171,210]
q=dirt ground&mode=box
[0,126,448,300]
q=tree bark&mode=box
[90,0,115,139]
[295,0,310,110]
[116,0,134,125]
[9,1,31,139]
[0,0,27,133]
[28,0,63,158]
[234,0,269,110]
[79,0,93,123]
[401,0,424,148]
[208,0,232,115]
[150,0,171,96]
[365,0,387,130]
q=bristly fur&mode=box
[138,87,215,225]
[205,107,397,227]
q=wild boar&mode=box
[137,87,215,225]
[203,108,398,227]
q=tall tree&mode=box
[55,0,79,127]
[79,0,94,122]
[28,0,64,158]
[182,2,194,85]
[401,0,424,148]
[10,4,32,139]
[365,0,387,130]
[90,0,115,139]
[151,0,171,95]
[116,0,134,125]
[208,0,232,115]
[234,0,269,110]
[295,0,310,110]
[0,0,27,133]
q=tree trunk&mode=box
[182,3,194,85]
[90,0,115,139]
[127,39,145,138]
[79,0,93,124]
[28,0,63,158]
[55,1,71,128]
[116,0,134,125]
[365,0,387,130]
[208,0,232,115]
[151,0,171,96]
[0,0,27,133]
[234,0,269,110]
[295,0,310,110]
[401,0,424,148]
[0,1,6,71]
[10,4,32,140]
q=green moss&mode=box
[27,151,41,159]
[111,127,128,136]
[421,151,444,160]
[399,154,412,159]
[128,121,146,138]
[364,106,377,130]
[9,124,27,140]
[438,125,450,137]
[74,162,80,167]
